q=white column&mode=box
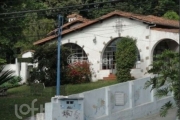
[20,63,27,83]
[15,58,20,76]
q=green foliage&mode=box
[0,75,21,89]
[163,10,179,20]
[145,50,180,118]
[29,43,71,86]
[160,101,173,117]
[0,1,48,63]
[1,76,22,89]
[115,37,137,82]
[8,76,22,85]
[15,15,56,51]
[0,58,6,65]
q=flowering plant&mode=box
[67,61,91,84]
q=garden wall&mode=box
[69,77,174,120]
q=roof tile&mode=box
[34,10,179,45]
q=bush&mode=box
[8,76,22,84]
[67,61,91,84]
[28,43,71,86]
[115,37,137,82]
[0,76,22,88]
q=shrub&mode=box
[115,37,137,82]
[67,61,91,84]
[0,76,22,88]
[144,50,180,118]
[29,43,71,86]
[8,76,22,84]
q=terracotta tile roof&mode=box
[34,10,179,45]
[151,28,179,33]
[63,17,90,28]
[34,35,57,45]
[47,17,90,36]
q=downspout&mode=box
[148,24,156,63]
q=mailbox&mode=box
[45,96,84,120]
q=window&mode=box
[102,38,140,70]
[64,43,88,64]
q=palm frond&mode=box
[0,66,14,85]
[155,87,169,98]
[160,101,173,117]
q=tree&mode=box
[15,14,56,51]
[29,43,71,86]
[0,58,6,65]
[144,50,180,119]
[0,0,48,63]
[115,37,137,82]
[163,10,179,20]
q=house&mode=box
[33,10,179,82]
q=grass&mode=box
[0,80,118,120]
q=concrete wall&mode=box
[69,77,174,120]
[3,64,17,76]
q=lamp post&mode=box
[56,15,63,95]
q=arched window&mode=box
[63,43,88,64]
[102,38,140,70]
[153,39,178,61]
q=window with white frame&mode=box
[102,38,140,70]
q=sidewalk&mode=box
[136,108,177,120]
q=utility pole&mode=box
[56,15,63,95]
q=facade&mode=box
[34,10,179,82]
[3,50,34,83]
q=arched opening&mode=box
[63,43,88,64]
[102,37,140,71]
[153,39,178,60]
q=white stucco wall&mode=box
[3,64,17,76]
[3,51,34,83]
[20,51,34,83]
[58,16,172,81]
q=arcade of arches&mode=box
[62,39,179,79]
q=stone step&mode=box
[103,73,116,80]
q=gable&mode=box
[34,10,179,45]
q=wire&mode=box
[0,24,143,38]
[0,0,122,16]
[0,1,179,19]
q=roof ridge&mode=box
[34,10,179,45]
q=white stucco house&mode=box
[3,50,34,83]
[33,10,179,82]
